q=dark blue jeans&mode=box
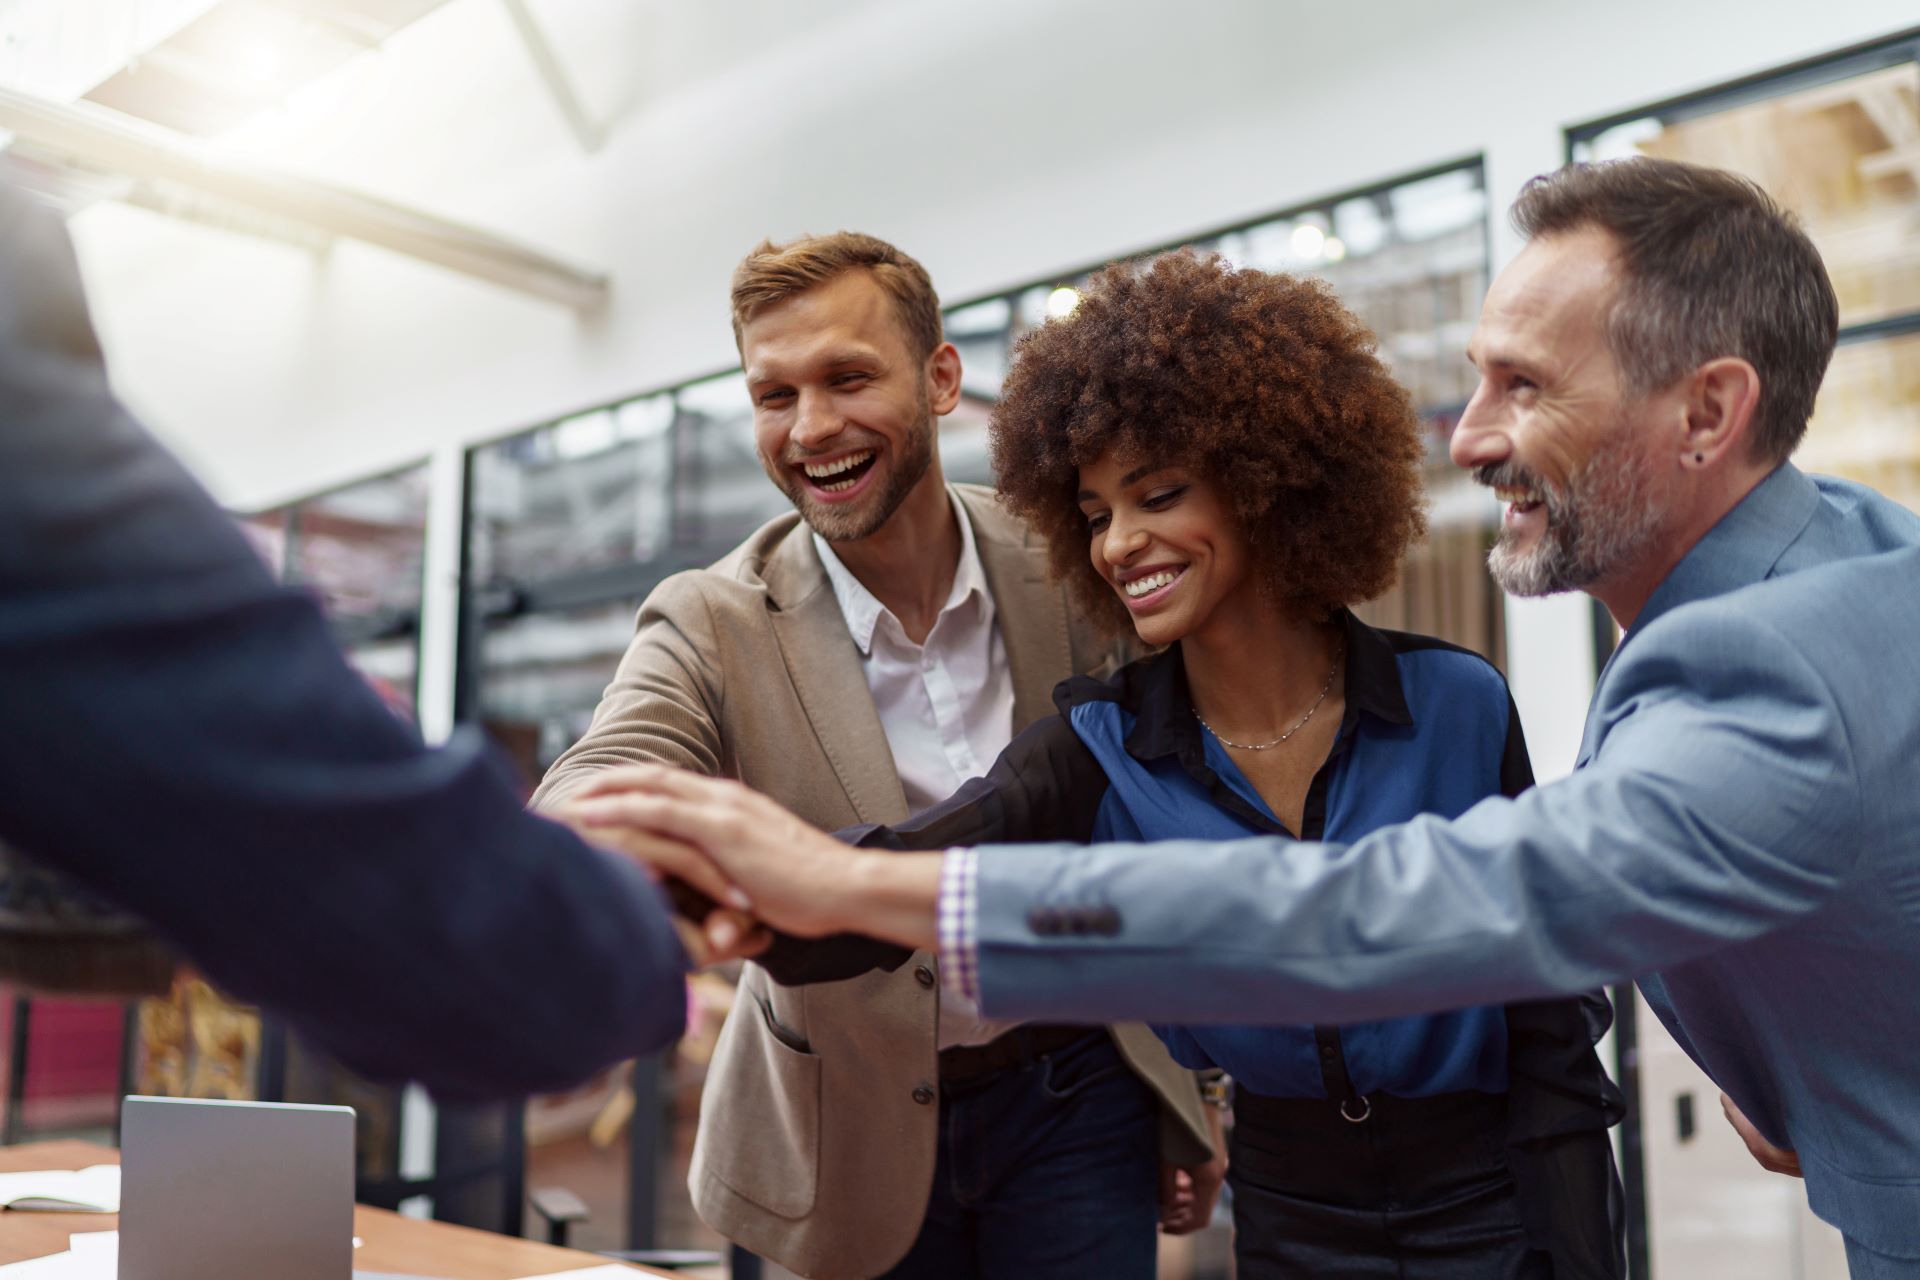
[878,1031,1160,1280]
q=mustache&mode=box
[1474,461,1543,492]
[1474,461,1572,514]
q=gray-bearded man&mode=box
[575,157,1920,1278]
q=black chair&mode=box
[528,1052,761,1277]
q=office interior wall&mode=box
[60,0,1919,776]
[70,0,1919,507]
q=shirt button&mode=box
[915,965,936,989]
[912,1085,936,1105]
[1321,1044,1338,1060]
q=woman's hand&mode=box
[562,765,946,952]
[1160,1102,1230,1235]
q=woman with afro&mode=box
[784,250,1624,1277]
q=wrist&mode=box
[840,850,943,951]
[835,851,891,934]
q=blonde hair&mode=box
[730,231,944,359]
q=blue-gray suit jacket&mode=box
[968,462,1920,1255]
[0,188,689,1100]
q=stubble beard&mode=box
[770,388,938,544]
[1482,426,1667,598]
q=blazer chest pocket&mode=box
[705,993,822,1220]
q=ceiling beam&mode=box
[0,84,609,309]
[498,0,604,154]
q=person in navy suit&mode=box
[0,186,691,1101]
[573,159,1920,1277]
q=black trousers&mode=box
[1229,1088,1554,1280]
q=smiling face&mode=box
[741,270,950,542]
[1453,227,1678,597]
[1075,452,1256,648]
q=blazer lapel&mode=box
[763,534,911,825]
[1577,466,1822,771]
[964,489,1071,729]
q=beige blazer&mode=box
[533,484,1213,1280]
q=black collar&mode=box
[1054,609,1414,766]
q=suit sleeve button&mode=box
[912,1085,936,1105]
[1026,908,1058,935]
[915,965,936,989]
[1090,906,1122,936]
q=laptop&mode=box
[120,1095,356,1280]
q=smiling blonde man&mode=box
[532,233,1215,1280]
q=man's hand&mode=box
[562,766,862,938]
[554,795,773,965]
[670,909,771,968]
[1721,1093,1801,1177]
[1160,1104,1229,1235]
[562,765,945,951]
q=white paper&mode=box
[0,1231,116,1280]
[511,1267,646,1279]
[0,1167,120,1213]
[64,1234,114,1260]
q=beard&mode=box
[1480,427,1666,598]
[766,388,938,543]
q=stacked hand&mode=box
[551,764,937,965]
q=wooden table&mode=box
[0,1140,671,1278]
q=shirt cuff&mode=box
[936,847,981,1003]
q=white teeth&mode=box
[803,450,874,480]
[1123,569,1182,599]
[1495,486,1541,506]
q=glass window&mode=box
[236,507,290,577]
[1576,48,1920,512]
[673,371,790,552]
[947,296,1014,400]
[1581,61,1920,329]
[285,464,430,721]
[289,467,429,623]
[471,599,652,794]
[1805,330,1920,512]
[941,393,996,486]
[470,393,675,587]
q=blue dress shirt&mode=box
[1066,618,1523,1098]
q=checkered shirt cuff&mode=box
[936,848,982,1003]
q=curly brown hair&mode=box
[990,250,1428,634]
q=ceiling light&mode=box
[1046,286,1081,318]
[1289,223,1326,259]
[1322,236,1347,262]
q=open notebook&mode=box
[0,1167,119,1213]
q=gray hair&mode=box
[1511,157,1839,464]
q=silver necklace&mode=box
[1193,643,1343,751]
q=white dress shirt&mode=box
[813,494,1016,1048]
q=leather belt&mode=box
[937,1025,1096,1085]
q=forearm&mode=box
[835,852,944,952]
[757,724,1098,983]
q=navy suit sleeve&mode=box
[0,191,688,1100]
[756,714,1107,985]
